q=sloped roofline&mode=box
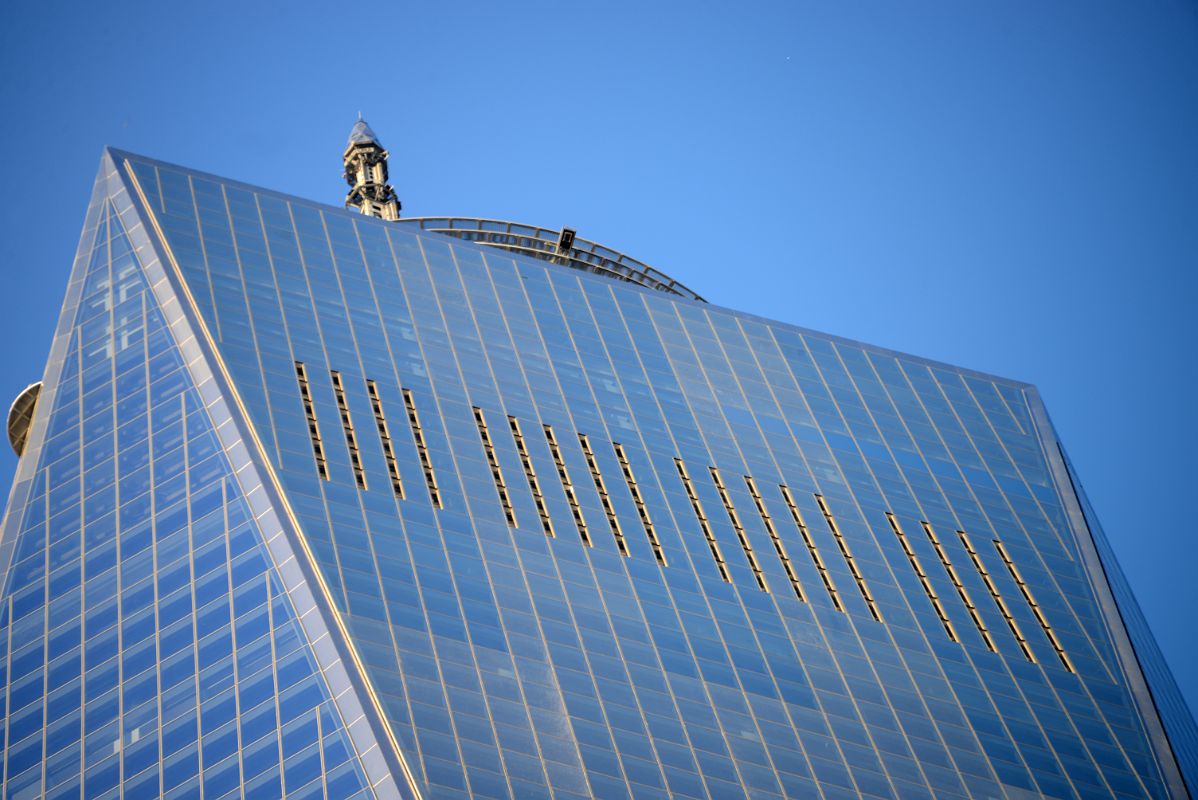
[102,146,1038,392]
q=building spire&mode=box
[343,116,401,221]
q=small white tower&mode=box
[343,116,401,221]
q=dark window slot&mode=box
[366,380,404,498]
[959,531,1035,663]
[779,485,842,610]
[814,494,881,621]
[613,443,666,566]
[579,434,627,555]
[919,521,994,651]
[994,538,1075,672]
[510,417,553,536]
[675,458,731,583]
[886,513,957,641]
[402,388,441,508]
[544,425,589,546]
[295,361,328,481]
[330,371,367,490]
[709,468,768,592]
[744,476,803,601]
[473,407,514,526]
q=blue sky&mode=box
[1,0,1195,723]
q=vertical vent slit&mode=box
[958,531,1035,663]
[544,425,590,546]
[366,380,404,498]
[473,407,515,527]
[295,361,329,481]
[510,417,553,537]
[779,485,842,610]
[330,371,367,490]
[886,513,957,641]
[709,468,768,592]
[745,476,802,600]
[814,494,882,621]
[919,521,995,651]
[675,458,731,583]
[613,443,666,566]
[579,434,627,555]
[402,388,441,508]
[993,539,1075,673]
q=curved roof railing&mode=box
[397,217,706,302]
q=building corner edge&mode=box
[1023,385,1193,799]
[108,153,424,800]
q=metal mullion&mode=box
[403,389,441,508]
[674,458,731,583]
[815,494,882,621]
[181,392,205,796]
[886,513,958,643]
[37,394,53,794]
[316,707,327,798]
[710,467,768,592]
[958,531,1035,663]
[320,213,388,494]
[349,221,413,502]
[745,475,804,601]
[593,298,767,793]
[3,596,11,785]
[187,175,223,341]
[220,183,283,466]
[543,424,589,546]
[144,284,168,797]
[330,371,367,490]
[402,238,528,794]
[76,287,90,785]
[109,274,126,796]
[294,362,329,481]
[473,407,514,527]
[994,539,1075,673]
[221,479,248,793]
[612,442,664,565]
[107,219,128,793]
[780,485,843,611]
[266,577,286,794]
[509,416,552,536]
[643,308,803,794]
[369,381,404,499]
[852,348,1069,791]
[578,433,626,556]
[920,521,996,653]
[254,193,305,463]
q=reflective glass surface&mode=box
[1058,446,1197,797]
[2,148,1192,800]
[116,150,1190,799]
[0,161,376,799]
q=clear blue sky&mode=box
[2,1,1195,718]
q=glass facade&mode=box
[0,148,1193,799]
[0,162,382,799]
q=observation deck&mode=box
[397,217,705,302]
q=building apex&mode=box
[347,116,381,148]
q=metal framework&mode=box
[6,381,40,457]
[344,117,401,221]
[398,217,706,302]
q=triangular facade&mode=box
[0,149,1192,799]
[0,154,411,799]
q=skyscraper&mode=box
[1,121,1194,799]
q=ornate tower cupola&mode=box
[343,116,401,221]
